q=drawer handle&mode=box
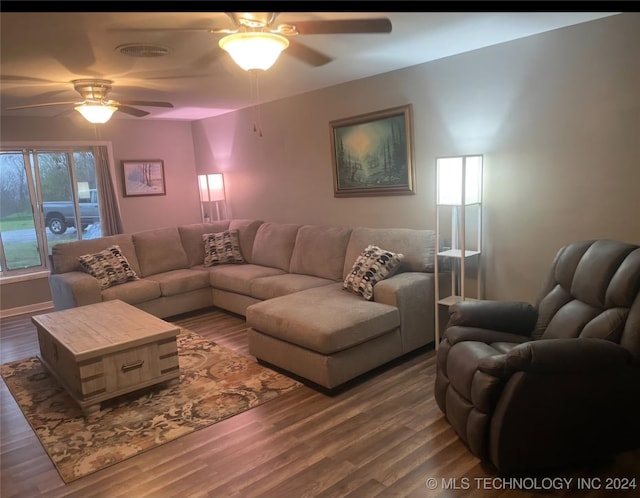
[121,360,144,372]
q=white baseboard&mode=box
[0,301,54,319]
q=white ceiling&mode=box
[0,11,619,121]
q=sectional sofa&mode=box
[49,219,444,389]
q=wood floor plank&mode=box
[1,306,639,497]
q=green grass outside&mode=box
[1,212,80,270]
[0,213,39,269]
[1,213,101,271]
[0,212,35,231]
[3,241,42,270]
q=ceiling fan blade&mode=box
[108,26,236,35]
[5,101,77,110]
[1,75,61,84]
[191,49,225,69]
[291,18,392,35]
[118,100,174,108]
[285,40,333,67]
[53,107,75,118]
[116,105,150,117]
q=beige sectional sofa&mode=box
[49,219,442,389]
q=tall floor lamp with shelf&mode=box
[434,155,483,349]
[198,173,226,222]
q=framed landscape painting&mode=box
[330,104,415,197]
[122,160,166,197]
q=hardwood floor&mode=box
[1,307,638,497]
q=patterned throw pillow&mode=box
[344,245,404,301]
[77,245,139,290]
[203,229,245,266]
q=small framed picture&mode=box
[330,104,415,197]
[121,160,166,197]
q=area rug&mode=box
[0,329,301,483]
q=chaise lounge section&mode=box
[246,225,441,388]
[48,219,443,389]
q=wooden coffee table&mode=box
[32,300,181,415]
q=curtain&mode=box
[93,145,123,235]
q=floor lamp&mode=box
[198,173,226,222]
[434,155,483,348]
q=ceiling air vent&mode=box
[117,43,170,58]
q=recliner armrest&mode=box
[445,326,531,346]
[479,338,632,377]
[448,300,537,336]
[509,338,632,373]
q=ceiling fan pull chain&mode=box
[256,72,264,137]
[249,70,264,137]
[249,71,258,133]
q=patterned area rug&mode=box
[0,329,301,483]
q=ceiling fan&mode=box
[4,79,174,123]
[114,12,393,70]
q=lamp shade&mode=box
[436,155,483,205]
[198,173,225,203]
[219,32,289,71]
[74,102,117,124]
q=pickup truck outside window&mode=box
[43,189,100,235]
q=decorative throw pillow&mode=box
[344,245,404,301]
[203,229,245,266]
[77,245,139,290]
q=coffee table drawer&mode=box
[78,338,179,396]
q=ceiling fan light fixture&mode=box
[219,32,289,71]
[74,102,118,124]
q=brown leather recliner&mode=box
[435,239,640,473]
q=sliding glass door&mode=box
[0,146,105,276]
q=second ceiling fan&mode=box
[116,12,393,71]
[5,79,174,123]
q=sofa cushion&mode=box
[133,227,190,277]
[289,225,352,281]
[145,269,211,297]
[229,219,264,265]
[77,245,139,290]
[343,227,435,278]
[251,222,300,271]
[101,278,162,304]
[250,273,335,301]
[344,245,404,301]
[208,264,285,296]
[246,283,400,355]
[51,234,141,275]
[203,229,245,266]
[178,221,230,267]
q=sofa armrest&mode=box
[374,272,436,350]
[448,300,537,336]
[49,271,102,310]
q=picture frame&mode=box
[330,104,415,197]
[121,160,166,197]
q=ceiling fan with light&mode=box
[115,12,393,71]
[4,79,174,123]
